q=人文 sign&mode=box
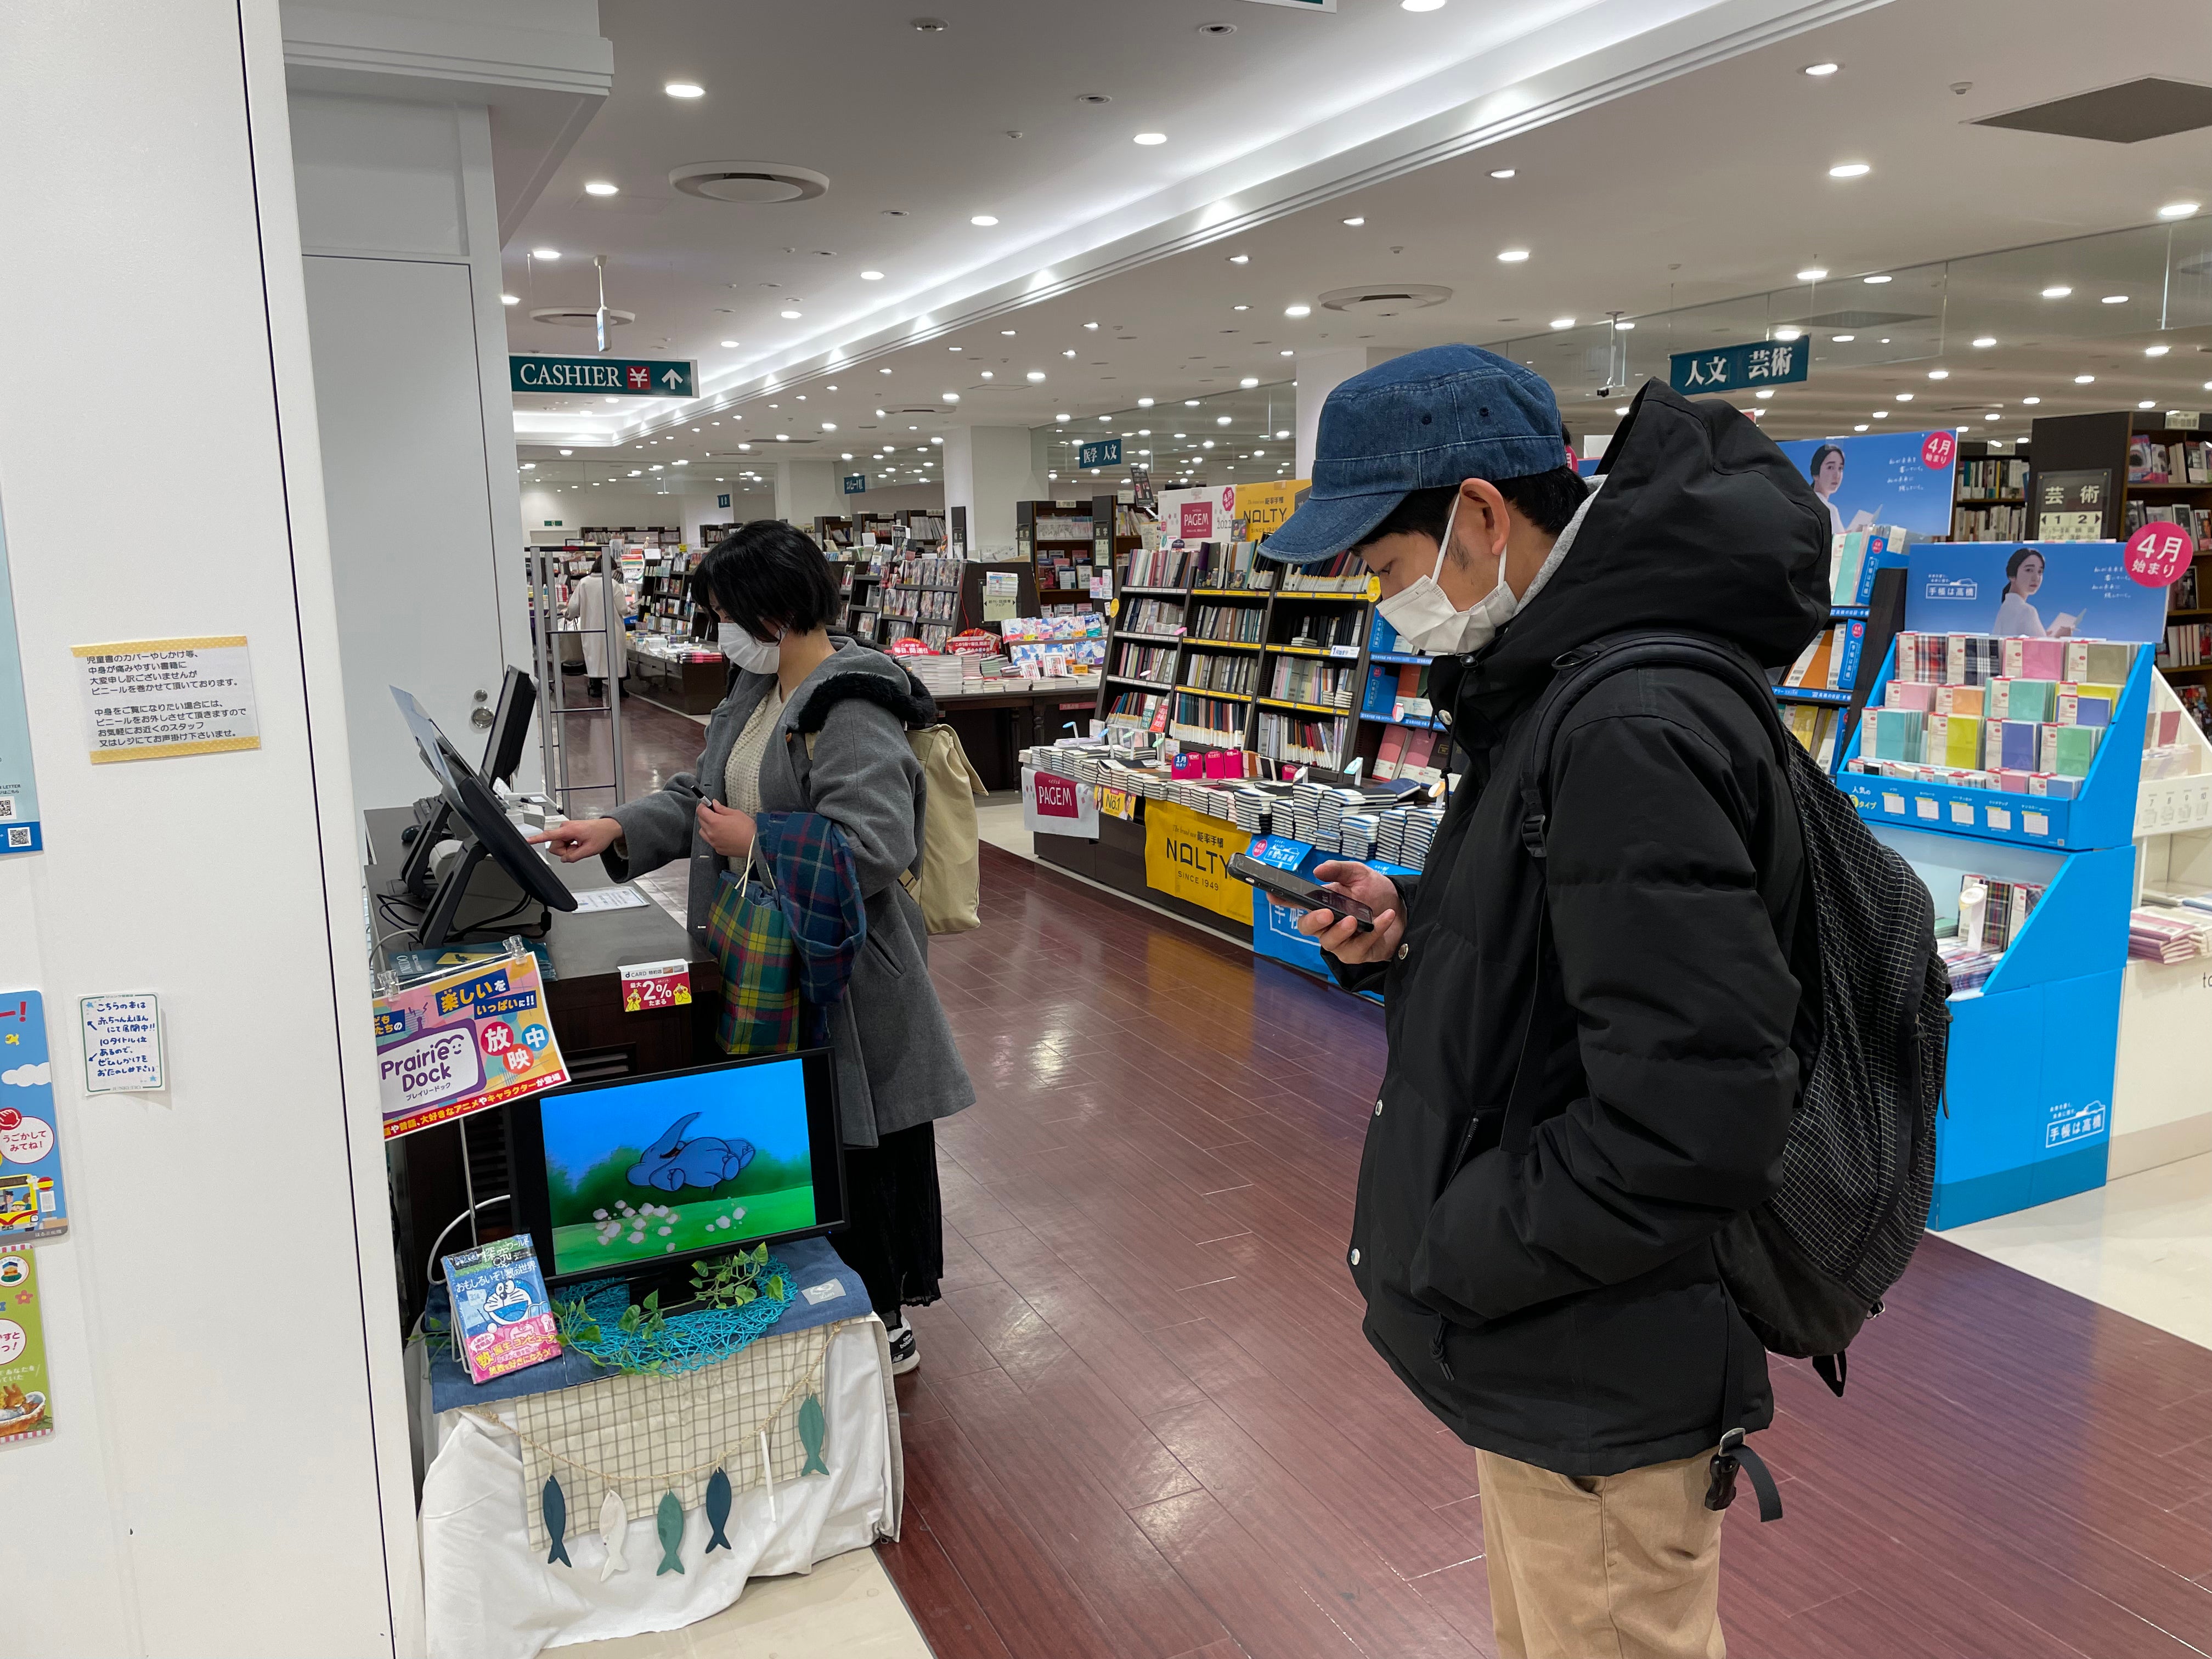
[1078,437,1122,470]
[1669,340,1809,396]
[509,356,697,398]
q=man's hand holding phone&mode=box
[1296,860,1406,964]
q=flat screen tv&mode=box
[507,1049,845,1302]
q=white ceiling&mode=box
[507,0,2212,477]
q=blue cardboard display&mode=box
[1246,840,1417,1003]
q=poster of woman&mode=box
[1777,431,1958,538]
[1904,541,2167,644]
[1991,548,2080,639]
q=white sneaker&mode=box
[885,1321,919,1375]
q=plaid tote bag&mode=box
[702,844,801,1056]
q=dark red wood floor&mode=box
[881,844,2212,1659]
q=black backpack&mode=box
[1510,630,1950,1519]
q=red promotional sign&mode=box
[1032,773,1081,819]
[2125,521,2194,588]
[887,637,935,657]
[1920,431,1957,471]
[1180,501,1214,539]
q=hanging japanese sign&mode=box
[1078,438,1122,470]
[0,994,66,1244]
[510,356,697,398]
[0,504,41,854]
[0,1249,52,1448]
[843,473,868,495]
[1669,339,1809,396]
[72,636,261,764]
[374,953,568,1139]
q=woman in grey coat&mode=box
[533,522,973,1374]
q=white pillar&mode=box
[1294,348,1397,478]
[773,460,842,528]
[942,426,1041,558]
[0,2,417,1652]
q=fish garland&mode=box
[655,1491,685,1575]
[542,1475,572,1568]
[598,1488,629,1581]
[798,1393,828,1476]
[704,1468,733,1554]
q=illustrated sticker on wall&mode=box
[0,993,67,1243]
[0,495,44,853]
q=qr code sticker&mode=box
[6,827,30,849]
[0,797,14,819]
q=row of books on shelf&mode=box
[1892,632,2140,687]
[2129,438,2212,483]
[2126,501,2212,548]
[1781,704,1845,769]
[1827,532,1890,607]
[884,588,960,622]
[2164,622,2212,667]
[1268,658,1356,708]
[1002,613,1105,641]
[1170,692,1248,749]
[1277,607,1367,651]
[1189,602,1266,644]
[1006,639,1104,676]
[895,556,963,590]
[1363,662,1434,721]
[1939,872,2046,991]
[1372,723,1446,784]
[1782,619,1867,691]
[1276,551,1369,593]
[1114,644,1177,682]
[1256,709,1350,768]
[1183,653,1257,695]
[1858,708,2106,786]
[1036,551,1097,594]
[1031,515,1092,542]
[2130,893,2212,962]
[1122,543,1273,591]
[1955,458,2029,500]
[1121,597,1187,635]
[1949,504,2030,541]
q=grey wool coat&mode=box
[605,639,975,1146]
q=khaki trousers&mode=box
[1476,1447,1726,1659]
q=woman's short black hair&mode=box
[2005,546,2043,582]
[692,520,842,638]
[1352,465,1590,550]
[1808,443,1844,483]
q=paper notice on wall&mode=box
[72,635,261,763]
[0,1249,52,1448]
[80,994,163,1093]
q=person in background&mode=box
[532,522,973,1374]
[1272,346,1826,1659]
[564,562,629,700]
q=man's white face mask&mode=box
[1374,492,1524,657]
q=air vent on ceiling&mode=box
[1785,309,1933,329]
[669,161,831,204]
[1319,283,1452,318]
[529,307,635,329]
[1973,78,2212,144]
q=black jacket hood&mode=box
[1463,379,1829,708]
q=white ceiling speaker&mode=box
[669,162,830,204]
[531,307,636,329]
[1318,283,1452,318]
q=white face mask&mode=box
[1375,493,1523,656]
[718,623,781,673]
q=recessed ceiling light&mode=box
[1614,321,1637,331]
[1804,61,1840,76]
[1872,410,1889,419]
[1275,428,1290,438]
[1497,248,1530,263]
[1027,370,1046,381]
[558,448,572,455]
[1133,132,1167,145]
[1284,304,1311,317]
[2140,399,2160,409]
[2022,396,2041,405]
[2159,201,2200,219]
[532,247,560,259]
[2103,294,2129,304]
[2074,374,2096,383]
[501,293,520,306]
[879,368,893,375]
[1773,327,1802,341]
[1281,348,1294,356]
[720,339,738,348]
[775,433,789,441]
[980,370,993,379]
[1216,415,1232,426]
[1754,389,1775,400]
[1829,163,1871,178]
[1137,397,1155,407]
[584,180,618,196]
[1854,424,1869,431]
[1488,167,1516,179]
[1402,0,1447,12]
[2041,285,2072,298]
[1549,317,1576,330]
[1055,413,1070,422]
[821,422,836,430]
[1863,274,1892,285]
[1796,268,1828,282]
[1186,400,1200,407]
[1970,336,1997,348]
[2148,344,2171,357]
[664,82,705,98]
[1228,254,1249,264]
[970,215,998,226]
[840,452,854,460]
[1927,369,1949,379]
[780,309,801,319]
[860,269,884,280]
[1896,392,1914,402]
[1342,216,1365,227]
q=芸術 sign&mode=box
[509,356,697,398]
[843,473,868,495]
[1669,340,1808,396]
[1078,438,1122,470]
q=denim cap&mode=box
[1262,344,1567,564]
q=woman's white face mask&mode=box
[718,623,781,673]
[1374,493,1523,656]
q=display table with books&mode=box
[407,1235,901,1659]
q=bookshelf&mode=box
[1014,498,1111,619]
[1948,439,2030,542]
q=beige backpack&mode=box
[798,720,985,934]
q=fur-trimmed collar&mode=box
[792,667,938,733]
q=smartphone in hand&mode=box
[1227,852,1375,932]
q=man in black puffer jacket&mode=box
[1268,347,1828,1659]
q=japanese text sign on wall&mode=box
[509,356,697,398]
[80,994,162,1093]
[1078,438,1122,470]
[843,473,868,495]
[72,636,260,764]
[1669,340,1809,396]
[2034,469,2112,543]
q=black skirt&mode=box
[835,1120,944,1321]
